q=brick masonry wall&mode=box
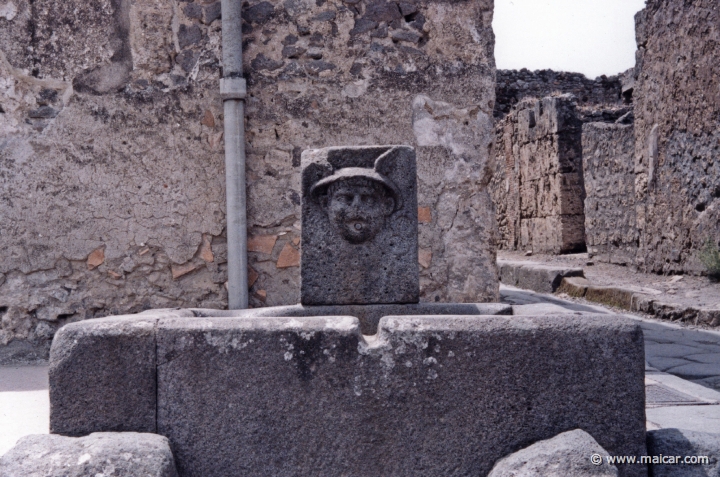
[633,0,720,274]
[0,0,499,363]
[582,122,637,265]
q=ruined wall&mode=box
[633,0,720,275]
[583,122,637,265]
[495,69,623,119]
[491,95,585,254]
[0,0,498,362]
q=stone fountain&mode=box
[46,146,646,477]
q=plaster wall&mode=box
[0,0,498,362]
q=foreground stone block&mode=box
[647,428,720,477]
[155,314,645,477]
[50,310,193,436]
[300,146,419,305]
[0,432,178,477]
[488,429,619,477]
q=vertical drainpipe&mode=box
[220,0,248,309]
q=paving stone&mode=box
[647,428,720,476]
[155,314,646,477]
[512,303,581,315]
[0,432,178,477]
[488,429,619,477]
[686,353,720,365]
[647,357,695,372]
[666,363,720,379]
[645,343,708,359]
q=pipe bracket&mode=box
[220,77,247,100]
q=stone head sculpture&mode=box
[300,146,419,306]
[312,168,401,244]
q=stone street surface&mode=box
[0,366,49,456]
[2,289,719,457]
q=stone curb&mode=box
[556,277,720,327]
[498,260,585,294]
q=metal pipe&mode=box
[220,0,248,309]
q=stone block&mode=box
[0,432,178,477]
[488,429,619,476]
[156,313,645,477]
[300,146,418,305]
[646,428,720,476]
[497,259,584,293]
[556,276,590,297]
[49,310,193,436]
[585,286,636,311]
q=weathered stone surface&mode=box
[0,432,178,477]
[498,259,584,294]
[583,122,637,266]
[153,314,645,477]
[1,0,498,359]
[633,0,720,275]
[491,95,586,254]
[192,301,512,335]
[488,429,619,476]
[585,285,635,310]
[50,310,192,436]
[556,276,590,297]
[301,146,418,305]
[646,428,720,477]
[495,70,624,120]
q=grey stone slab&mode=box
[647,357,695,371]
[666,363,720,379]
[156,314,646,477]
[487,429,618,476]
[646,406,720,436]
[647,428,720,476]
[512,303,585,315]
[191,302,512,335]
[686,353,720,365]
[49,311,193,436]
[0,432,178,477]
[689,377,720,392]
[498,260,584,293]
[300,146,419,305]
[645,343,708,359]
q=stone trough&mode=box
[46,147,647,477]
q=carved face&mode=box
[323,177,396,244]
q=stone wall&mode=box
[582,122,637,265]
[495,69,624,119]
[633,0,720,275]
[0,0,498,363]
[491,95,585,254]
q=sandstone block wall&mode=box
[0,0,498,362]
[633,0,720,274]
[495,69,624,119]
[583,122,637,265]
[491,95,585,253]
